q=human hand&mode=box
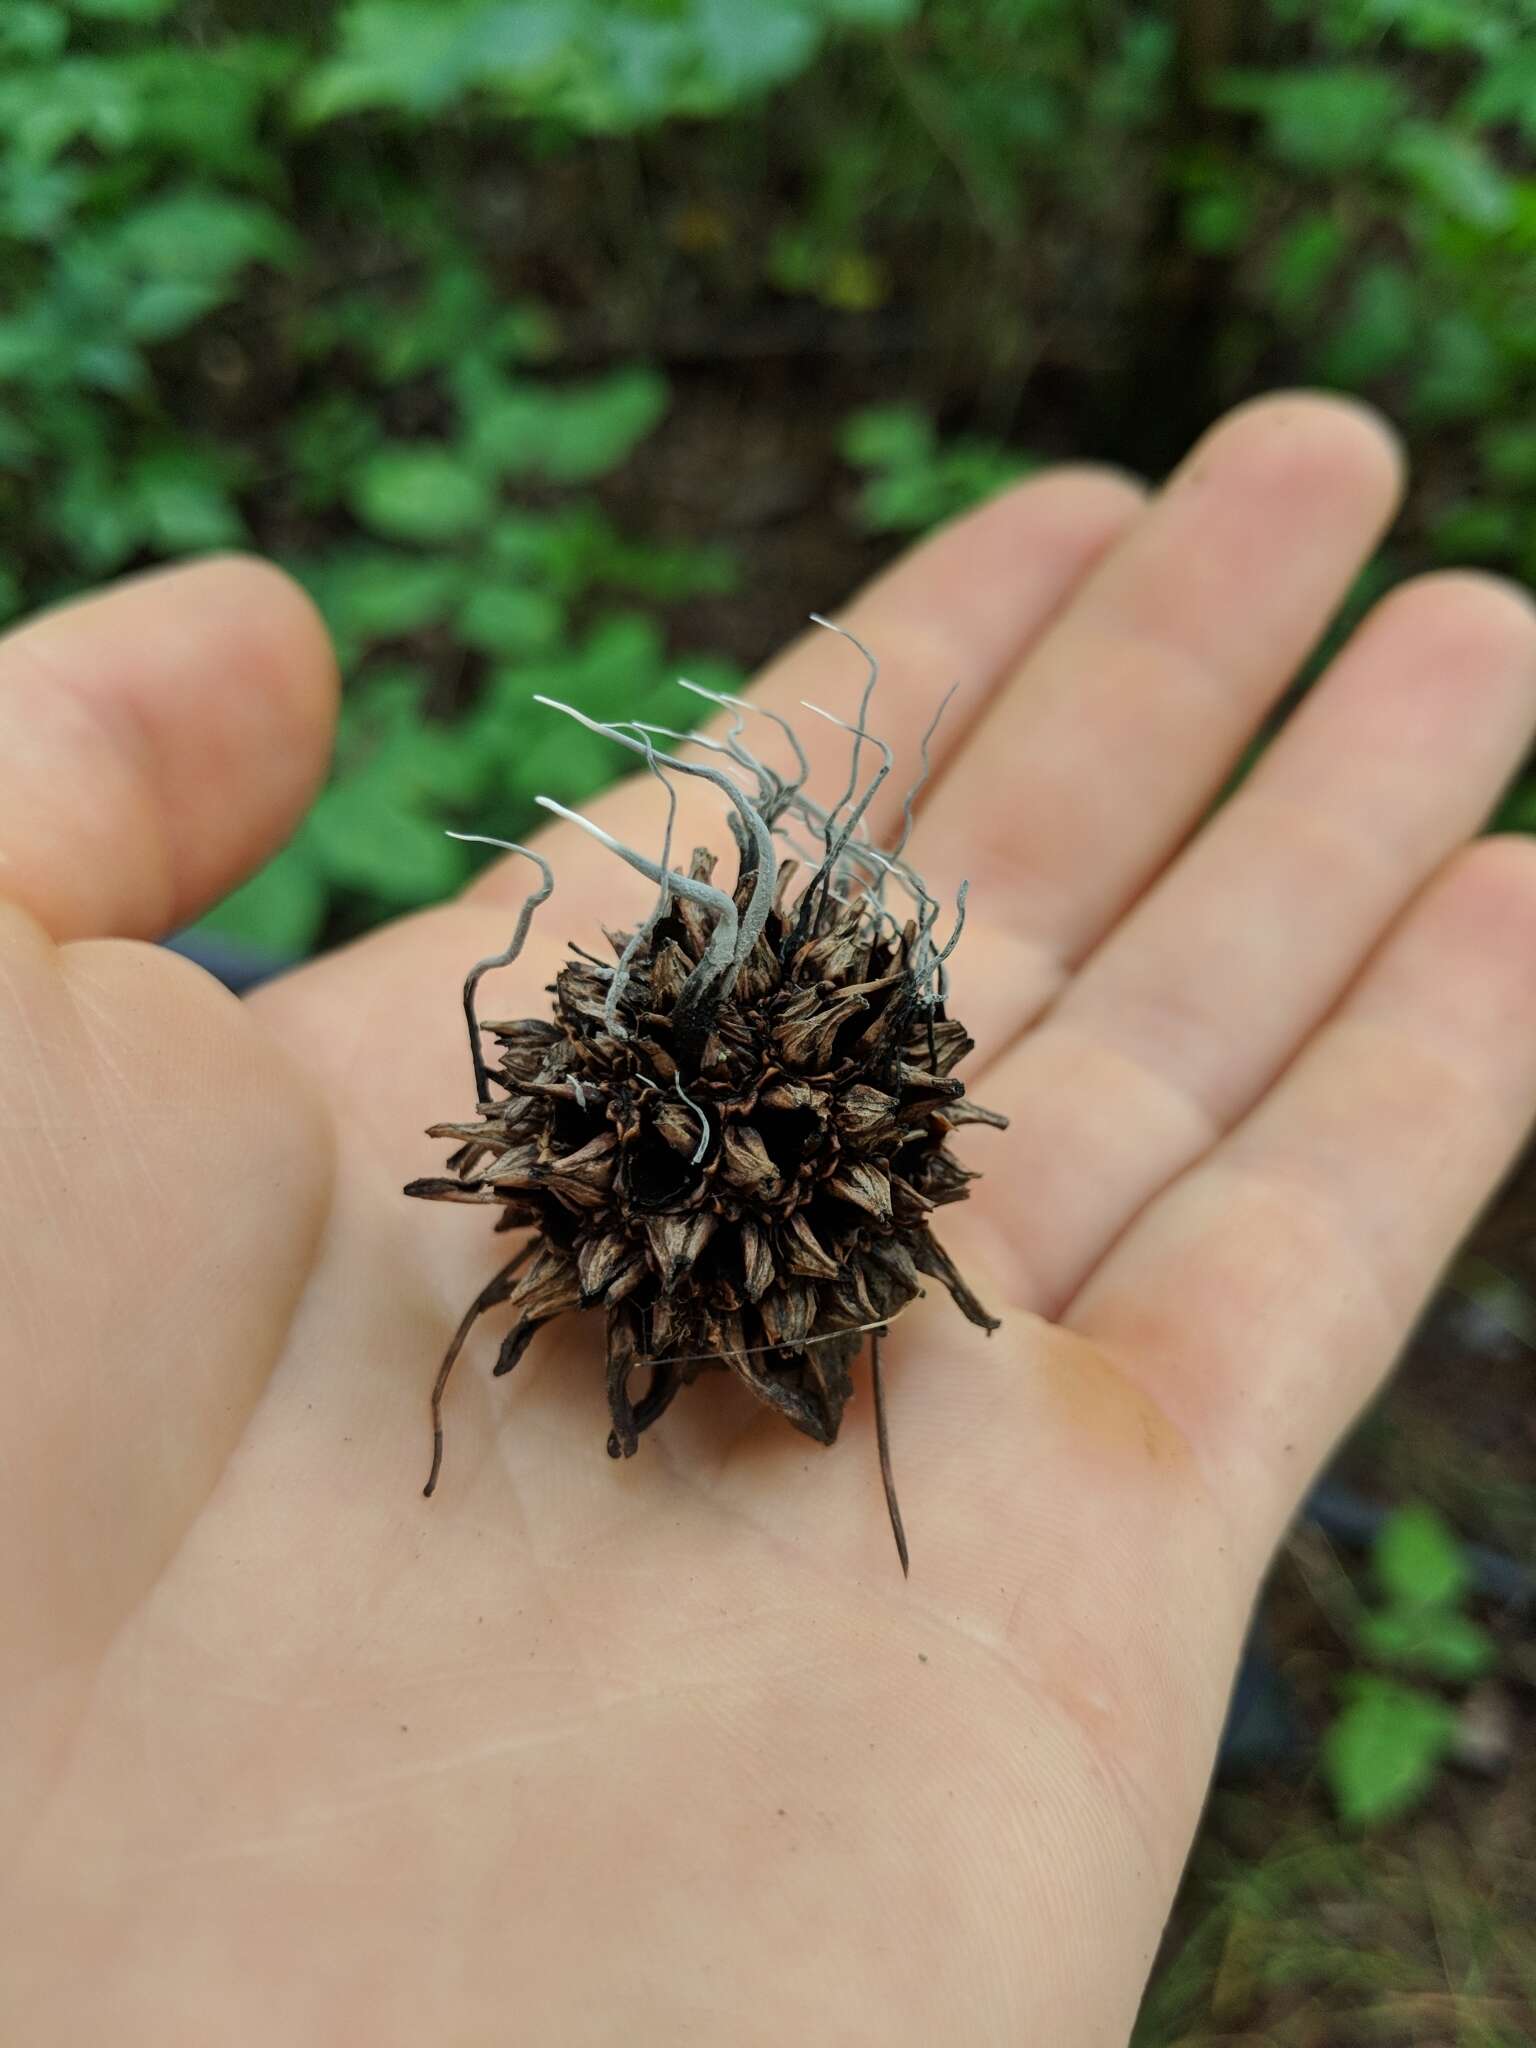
[6,395,1536,2046]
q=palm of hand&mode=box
[6,398,1536,2047]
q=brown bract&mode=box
[404,637,1006,1568]
[410,846,1002,1473]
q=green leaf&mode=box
[1357,1607,1498,1684]
[544,370,669,482]
[1481,422,1536,490]
[306,551,467,649]
[0,405,38,465]
[131,448,244,552]
[1375,1503,1472,1609]
[110,191,297,286]
[1319,260,1419,383]
[309,771,470,906]
[1264,213,1347,320]
[1214,67,1409,175]
[1412,311,1505,422]
[840,403,934,471]
[465,370,668,483]
[194,839,328,957]
[0,5,67,60]
[1428,497,1526,564]
[1322,1677,1457,1827]
[1181,183,1254,256]
[1461,48,1536,147]
[293,2,482,122]
[457,583,565,655]
[68,0,179,17]
[350,448,495,545]
[0,563,23,626]
[121,280,223,343]
[1389,123,1514,230]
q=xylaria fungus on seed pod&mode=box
[405,618,1006,1574]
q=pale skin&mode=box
[5,393,1536,2045]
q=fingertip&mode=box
[1180,389,1407,523]
[138,552,341,777]
[0,554,341,940]
[947,461,1148,577]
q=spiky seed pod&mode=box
[406,626,1006,1571]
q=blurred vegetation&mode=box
[5,1,1536,2033]
[5,0,1536,948]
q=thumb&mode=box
[0,556,337,941]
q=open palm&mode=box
[7,396,1536,2046]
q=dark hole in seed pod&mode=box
[755,1104,822,1176]
[551,1097,601,1150]
[826,977,903,1068]
[804,1190,860,1252]
[623,1117,699,1210]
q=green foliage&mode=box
[350,447,497,544]
[10,0,1536,958]
[297,0,920,130]
[1322,1676,1458,1829]
[1320,1505,1497,1828]
[840,404,1032,532]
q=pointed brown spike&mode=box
[906,1016,973,1077]
[890,1175,936,1223]
[778,1209,840,1280]
[911,1147,979,1207]
[576,1230,646,1306]
[802,1328,856,1431]
[703,1309,748,1365]
[727,1346,836,1444]
[501,1243,581,1325]
[936,1097,1010,1131]
[492,1204,540,1232]
[645,1209,718,1289]
[834,1084,900,1146]
[857,1248,917,1322]
[648,939,692,1005]
[492,1315,548,1377]
[871,1332,909,1576]
[719,1123,782,1199]
[739,1219,775,1302]
[426,1119,502,1143]
[758,1276,817,1348]
[675,893,712,962]
[653,1099,703,1156]
[759,1077,817,1111]
[774,988,868,1070]
[895,1062,965,1102]
[826,1157,892,1221]
[403,1177,503,1205]
[649,1290,684,1355]
[422,1240,539,1496]
[911,1231,1001,1331]
[864,1235,922,1292]
[534,1130,617,1208]
[468,1143,540,1187]
[605,1303,643,1455]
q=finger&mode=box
[469,464,1146,924]
[0,908,332,1758]
[963,570,1536,1312]
[1061,837,1536,1553]
[0,557,337,942]
[914,393,1405,1054]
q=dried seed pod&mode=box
[406,625,1007,1573]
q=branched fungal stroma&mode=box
[405,620,1006,1573]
